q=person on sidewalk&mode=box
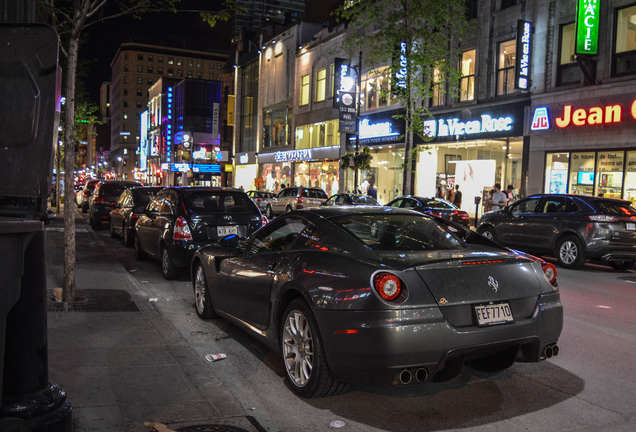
[452,185,462,208]
[492,183,508,209]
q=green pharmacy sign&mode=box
[576,0,600,55]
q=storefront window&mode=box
[596,151,624,198]
[260,162,292,193]
[624,152,636,205]
[545,153,569,194]
[343,146,404,204]
[295,119,338,149]
[293,161,339,194]
[568,152,595,196]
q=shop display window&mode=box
[568,152,595,196]
[596,151,624,199]
[545,153,569,194]
[624,152,636,205]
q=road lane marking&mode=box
[597,305,611,309]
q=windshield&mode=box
[185,191,258,213]
[331,214,464,251]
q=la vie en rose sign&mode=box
[531,96,636,132]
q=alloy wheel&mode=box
[559,240,578,265]
[282,309,314,388]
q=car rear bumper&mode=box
[314,292,563,387]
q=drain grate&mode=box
[47,289,140,312]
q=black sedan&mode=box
[477,193,636,270]
[109,186,163,246]
[191,206,563,397]
[387,195,470,227]
[321,193,379,206]
[134,187,266,279]
[89,180,143,229]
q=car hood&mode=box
[376,246,547,304]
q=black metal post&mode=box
[354,51,362,192]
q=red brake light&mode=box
[373,272,403,301]
[261,215,269,225]
[94,196,106,203]
[173,217,193,240]
[542,261,557,285]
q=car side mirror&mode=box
[219,234,240,249]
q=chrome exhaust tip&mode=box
[414,368,428,382]
[398,369,412,385]
[543,344,558,359]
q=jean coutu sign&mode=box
[422,102,527,142]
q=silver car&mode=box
[264,186,328,219]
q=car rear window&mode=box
[304,189,328,199]
[351,196,378,205]
[185,191,258,213]
[593,200,636,217]
[422,199,454,209]
[331,214,464,251]
[100,185,130,197]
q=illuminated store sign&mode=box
[424,114,513,138]
[359,119,400,140]
[169,163,221,174]
[335,57,357,133]
[530,96,636,132]
[274,149,312,162]
[394,42,408,95]
[576,0,600,55]
[515,20,532,90]
[166,87,174,163]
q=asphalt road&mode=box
[88,214,636,432]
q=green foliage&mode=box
[200,0,243,27]
[341,146,372,170]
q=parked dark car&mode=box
[191,206,562,397]
[78,179,100,212]
[265,186,328,218]
[386,195,470,227]
[89,180,142,230]
[134,187,266,279]
[322,193,380,206]
[476,193,636,270]
[247,190,275,212]
[109,186,163,246]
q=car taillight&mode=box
[541,261,557,285]
[297,196,303,209]
[373,272,404,301]
[452,210,469,220]
[261,215,269,225]
[94,196,106,203]
[173,217,193,240]
[586,215,618,222]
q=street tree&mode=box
[336,0,471,195]
[39,0,178,308]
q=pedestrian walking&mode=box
[453,185,462,207]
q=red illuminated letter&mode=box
[588,107,603,124]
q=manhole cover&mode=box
[173,426,251,432]
[47,289,139,312]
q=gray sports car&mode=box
[191,206,563,398]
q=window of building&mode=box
[217,63,222,69]
[315,68,327,102]
[124,76,128,84]
[466,0,478,19]
[300,74,310,106]
[124,64,129,72]
[168,68,173,76]
[240,61,258,153]
[501,0,518,8]
[295,119,338,149]
[330,63,335,99]
[209,62,214,69]
[124,100,128,108]
[124,53,129,60]
[168,57,174,65]
[557,23,580,86]
[613,5,636,77]
[136,101,142,108]
[209,72,214,79]
[137,54,143,61]
[137,65,143,72]
[147,78,153,85]
[148,55,153,62]
[197,61,202,68]
[197,72,202,79]
[123,113,128,120]
[187,59,193,67]
[177,58,183,66]
[361,69,390,110]
[158,56,163,63]
[497,40,516,96]
[124,89,128,96]
[459,49,475,101]
[137,89,142,96]
[263,108,290,148]
[187,71,193,78]
[137,77,142,84]
[431,64,445,106]
[147,66,153,73]
[123,123,128,131]
[178,70,183,77]
[158,67,163,74]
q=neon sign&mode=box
[531,107,550,130]
[166,87,173,163]
[530,97,636,131]
[423,114,513,138]
[515,20,532,90]
[576,0,600,55]
[359,119,399,139]
[274,149,311,162]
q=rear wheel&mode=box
[161,246,179,280]
[123,224,134,247]
[281,299,346,398]
[90,215,100,231]
[478,226,496,242]
[194,263,215,319]
[133,235,147,260]
[556,235,586,269]
[285,205,292,213]
[265,205,274,219]
[609,260,635,271]
[110,222,118,238]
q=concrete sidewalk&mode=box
[44,206,264,432]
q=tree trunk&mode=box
[62,34,78,307]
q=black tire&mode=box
[161,246,180,280]
[90,216,101,231]
[133,235,148,260]
[82,202,88,213]
[123,224,134,247]
[281,299,346,398]
[556,235,586,269]
[110,222,118,238]
[609,260,635,271]
[193,263,216,319]
[478,226,496,242]
[265,205,274,219]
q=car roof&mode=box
[163,186,243,193]
[303,205,419,218]
[525,193,631,205]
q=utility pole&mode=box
[354,51,362,192]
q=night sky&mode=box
[78,0,341,104]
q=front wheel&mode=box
[478,226,496,242]
[281,299,346,398]
[133,235,148,261]
[265,205,274,219]
[194,263,215,319]
[161,246,180,280]
[556,236,586,269]
[123,224,134,247]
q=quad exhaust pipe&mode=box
[396,367,429,385]
[543,344,559,359]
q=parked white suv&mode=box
[265,187,328,218]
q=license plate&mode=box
[626,223,636,231]
[474,302,513,326]
[217,226,238,237]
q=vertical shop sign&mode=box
[212,103,220,139]
[393,42,408,96]
[335,57,357,133]
[515,20,532,90]
[227,95,235,126]
[576,0,600,55]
